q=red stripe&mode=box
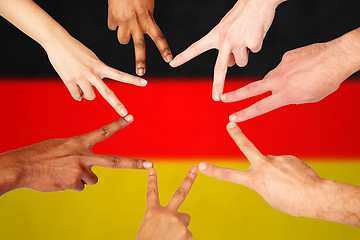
[0,78,359,159]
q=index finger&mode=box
[147,22,173,63]
[93,79,128,117]
[212,46,231,101]
[87,154,153,169]
[226,122,264,165]
[100,65,148,87]
[166,165,198,211]
[147,168,160,209]
[80,116,133,148]
[169,34,213,68]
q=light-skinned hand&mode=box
[222,28,360,122]
[45,35,147,117]
[0,116,153,196]
[170,0,285,101]
[0,0,147,117]
[108,0,172,76]
[199,122,360,227]
[137,166,198,240]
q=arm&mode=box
[170,0,286,101]
[222,27,360,122]
[137,166,198,240]
[108,0,172,76]
[0,0,147,116]
[0,116,153,196]
[199,122,360,227]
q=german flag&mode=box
[0,78,359,239]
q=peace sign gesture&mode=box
[170,0,284,101]
[137,166,198,240]
[199,122,324,218]
[0,116,153,196]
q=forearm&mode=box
[332,27,360,82]
[0,0,70,50]
[309,179,360,227]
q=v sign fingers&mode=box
[226,122,265,166]
[229,94,285,122]
[146,168,160,209]
[147,21,173,63]
[100,65,148,87]
[167,165,199,211]
[79,116,133,149]
[213,46,231,101]
[86,155,153,170]
[137,167,195,240]
[221,79,269,102]
[199,162,251,187]
[170,34,214,68]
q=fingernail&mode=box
[120,108,128,117]
[199,163,207,172]
[138,68,144,76]
[190,165,198,173]
[140,79,147,86]
[124,114,133,122]
[221,94,226,101]
[143,161,153,169]
[149,168,156,175]
[229,115,236,122]
[227,122,237,128]
[213,93,220,101]
[169,59,176,67]
[166,55,173,62]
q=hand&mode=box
[222,41,353,122]
[45,35,147,117]
[170,0,284,101]
[0,0,147,116]
[108,0,172,76]
[199,122,324,218]
[0,116,153,195]
[137,166,198,240]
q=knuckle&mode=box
[136,60,145,66]
[77,184,85,192]
[98,126,110,137]
[103,88,114,96]
[155,33,165,41]
[237,57,248,67]
[111,155,120,168]
[282,50,294,61]
[135,39,145,48]
[253,101,264,113]
[239,139,253,151]
[169,214,180,223]
[114,103,124,110]
[147,188,158,198]
[175,187,187,198]
[132,159,143,169]
[220,168,232,179]
[248,174,262,189]
[162,47,170,54]
[92,174,99,185]
[248,39,262,53]
[86,93,96,101]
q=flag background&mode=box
[1,0,360,239]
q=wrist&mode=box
[0,153,25,196]
[40,27,72,53]
[332,28,360,81]
[265,0,287,9]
